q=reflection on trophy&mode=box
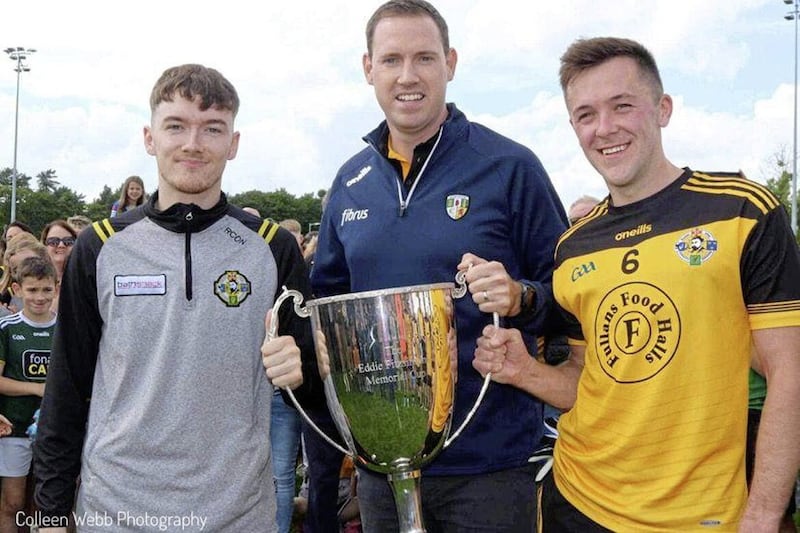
[272,280,489,533]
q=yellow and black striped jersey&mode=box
[552,169,800,531]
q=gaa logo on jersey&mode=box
[593,282,681,383]
[674,228,718,266]
[446,195,470,220]
[214,270,251,307]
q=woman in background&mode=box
[40,220,77,284]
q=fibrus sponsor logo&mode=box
[340,208,369,226]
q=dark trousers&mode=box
[301,407,346,533]
[357,463,540,533]
[539,472,612,533]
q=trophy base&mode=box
[387,460,426,533]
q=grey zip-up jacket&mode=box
[33,193,320,532]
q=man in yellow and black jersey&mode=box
[473,37,800,532]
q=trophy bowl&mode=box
[306,283,457,476]
[272,280,488,533]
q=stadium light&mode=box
[4,46,36,224]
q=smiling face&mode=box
[44,224,75,270]
[363,15,456,150]
[126,181,144,203]
[14,275,56,322]
[565,56,674,205]
[144,95,240,209]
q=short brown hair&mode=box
[559,37,663,97]
[67,215,92,231]
[149,64,240,117]
[366,0,450,57]
[14,256,57,285]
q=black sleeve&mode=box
[33,229,103,518]
[269,227,326,409]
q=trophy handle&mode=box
[446,271,497,448]
[268,286,351,457]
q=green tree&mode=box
[229,188,323,233]
[762,147,799,243]
[295,192,324,234]
[36,169,60,193]
[14,187,86,235]
[86,185,121,221]
[0,167,32,189]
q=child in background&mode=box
[110,175,146,217]
[0,257,57,530]
[0,235,53,315]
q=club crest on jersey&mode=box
[446,195,470,220]
[214,270,251,307]
[674,228,718,266]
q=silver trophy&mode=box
[270,274,491,533]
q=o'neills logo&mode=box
[615,223,652,241]
[593,282,681,383]
[346,165,372,187]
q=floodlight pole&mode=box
[785,1,799,235]
[4,47,35,224]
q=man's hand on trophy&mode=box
[457,253,522,317]
[473,325,532,388]
[262,310,304,390]
[315,329,331,380]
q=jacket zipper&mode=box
[394,126,443,217]
[184,211,193,301]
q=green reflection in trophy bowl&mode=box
[335,384,431,464]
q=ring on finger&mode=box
[482,290,490,302]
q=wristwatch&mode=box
[519,281,536,314]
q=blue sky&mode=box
[0,0,795,210]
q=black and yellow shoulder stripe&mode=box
[557,199,610,246]
[92,219,116,243]
[258,219,280,244]
[684,171,780,214]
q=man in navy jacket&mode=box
[311,1,568,530]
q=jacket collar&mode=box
[142,191,229,233]
[363,102,467,153]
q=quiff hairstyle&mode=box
[559,37,663,97]
[366,0,450,57]
[14,256,57,285]
[149,64,240,117]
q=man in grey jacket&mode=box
[32,64,316,532]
